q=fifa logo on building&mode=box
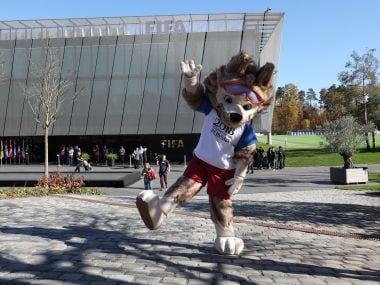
[145,20,186,34]
[160,139,184,149]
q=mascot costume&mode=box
[136,51,275,255]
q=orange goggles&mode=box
[220,82,264,105]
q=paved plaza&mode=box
[0,164,379,284]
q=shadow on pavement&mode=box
[180,199,380,237]
[0,220,379,284]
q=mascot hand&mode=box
[225,176,244,195]
[180,59,202,93]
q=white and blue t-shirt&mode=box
[193,97,256,170]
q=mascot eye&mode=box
[224,96,233,104]
[243,103,253,110]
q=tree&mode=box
[297,90,306,106]
[306,88,317,107]
[319,115,375,169]
[322,85,348,121]
[319,88,328,110]
[273,84,303,134]
[339,48,380,149]
[26,46,81,178]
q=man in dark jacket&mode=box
[158,154,170,191]
[277,146,286,169]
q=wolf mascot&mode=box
[136,52,275,255]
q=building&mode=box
[0,12,284,163]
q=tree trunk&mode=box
[340,150,353,169]
[365,133,370,150]
[372,131,376,149]
[44,127,49,178]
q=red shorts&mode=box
[183,155,235,200]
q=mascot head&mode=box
[204,52,275,128]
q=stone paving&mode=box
[0,165,379,284]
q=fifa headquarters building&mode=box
[0,12,284,162]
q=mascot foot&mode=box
[136,190,166,230]
[214,237,244,255]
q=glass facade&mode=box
[0,13,284,138]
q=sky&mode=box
[0,0,379,95]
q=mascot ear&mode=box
[226,51,252,74]
[255,63,275,88]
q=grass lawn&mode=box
[335,173,380,192]
[257,134,380,167]
[268,134,325,149]
[369,173,380,183]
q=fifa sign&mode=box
[145,20,186,34]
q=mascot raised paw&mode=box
[136,51,275,255]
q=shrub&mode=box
[0,187,105,199]
[319,115,375,168]
[106,153,118,161]
[81,152,90,161]
[36,171,85,193]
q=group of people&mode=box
[59,143,151,172]
[59,144,92,173]
[247,145,286,173]
[132,146,148,169]
[59,145,82,167]
[140,154,170,191]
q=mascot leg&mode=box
[136,176,202,230]
[210,196,244,255]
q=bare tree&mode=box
[26,46,81,178]
[339,48,380,150]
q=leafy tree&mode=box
[306,88,317,107]
[273,84,303,134]
[297,90,306,106]
[322,85,348,120]
[301,118,311,129]
[319,115,375,169]
[367,85,380,128]
[275,86,286,105]
[339,48,380,149]
[302,105,320,129]
[319,88,328,110]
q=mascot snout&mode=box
[230,113,242,123]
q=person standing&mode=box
[141,162,155,190]
[247,151,254,174]
[277,146,286,169]
[74,156,82,173]
[93,144,100,165]
[59,145,65,166]
[138,145,147,167]
[267,146,276,170]
[68,146,74,166]
[119,145,126,166]
[133,148,140,169]
[102,145,108,165]
[158,154,170,191]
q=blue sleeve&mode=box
[196,96,213,115]
[236,123,257,149]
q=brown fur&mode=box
[234,144,256,165]
[209,196,233,227]
[182,85,205,110]
[165,175,203,205]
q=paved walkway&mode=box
[0,165,379,284]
